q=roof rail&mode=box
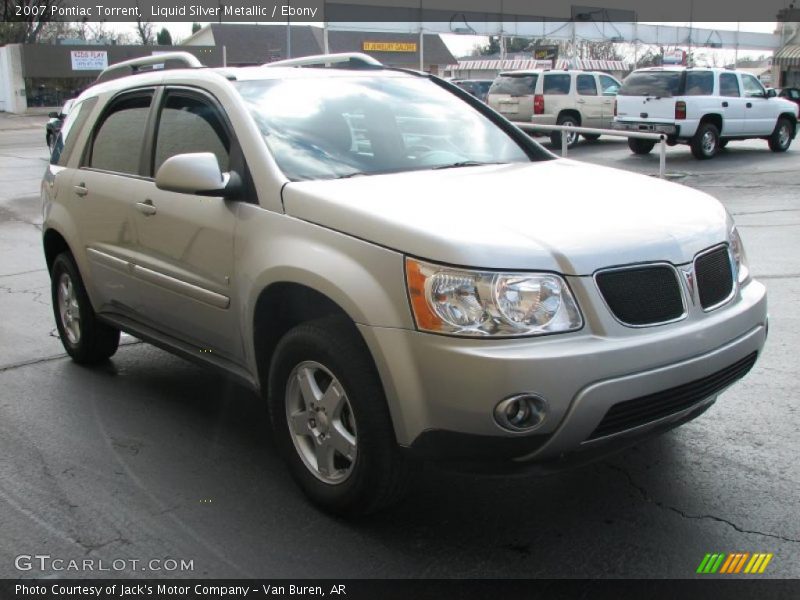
[95,52,203,84]
[264,52,383,69]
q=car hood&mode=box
[281,160,730,275]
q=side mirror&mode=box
[766,88,777,98]
[155,152,241,199]
[48,111,60,119]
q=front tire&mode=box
[51,252,120,364]
[691,122,720,159]
[628,138,655,155]
[583,133,601,142]
[768,118,793,152]
[268,316,412,516]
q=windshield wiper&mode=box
[432,161,507,170]
[333,171,368,179]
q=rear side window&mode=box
[576,75,598,96]
[88,92,152,175]
[719,73,740,97]
[153,92,231,175]
[543,74,571,95]
[685,71,714,96]
[51,97,97,167]
[489,74,538,96]
[619,71,682,97]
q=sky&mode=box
[108,21,780,61]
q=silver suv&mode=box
[487,69,621,147]
[43,52,767,515]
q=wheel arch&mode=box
[43,227,72,273]
[698,113,723,132]
[557,109,582,125]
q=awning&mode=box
[446,58,630,73]
[774,45,800,67]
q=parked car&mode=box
[46,99,74,153]
[776,87,800,110]
[614,67,799,159]
[487,69,622,147]
[43,52,767,515]
[451,79,493,103]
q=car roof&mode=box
[498,70,611,76]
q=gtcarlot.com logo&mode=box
[697,552,774,574]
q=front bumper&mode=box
[358,279,767,463]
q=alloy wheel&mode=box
[285,361,358,484]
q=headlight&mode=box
[729,225,750,285]
[405,258,583,337]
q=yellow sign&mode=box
[363,42,418,53]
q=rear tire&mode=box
[768,118,793,152]
[268,316,413,516]
[51,252,120,364]
[628,138,655,155]
[550,115,580,149]
[691,122,720,159]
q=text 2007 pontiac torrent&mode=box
[42,53,767,514]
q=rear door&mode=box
[127,87,243,361]
[575,74,603,127]
[73,89,155,316]
[598,74,621,127]
[616,70,683,123]
[487,73,538,121]
[718,72,744,135]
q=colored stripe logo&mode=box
[697,552,773,574]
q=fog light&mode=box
[494,394,548,432]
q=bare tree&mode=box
[0,0,67,44]
[133,0,154,45]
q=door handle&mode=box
[576,99,586,103]
[721,101,729,107]
[746,102,753,108]
[136,199,157,216]
[73,183,88,197]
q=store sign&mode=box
[70,50,108,71]
[363,42,417,52]
[533,45,559,62]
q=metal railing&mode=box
[516,123,668,178]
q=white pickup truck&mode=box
[613,67,799,159]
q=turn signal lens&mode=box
[405,258,583,337]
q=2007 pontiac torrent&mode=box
[42,52,767,515]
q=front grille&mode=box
[588,352,758,440]
[696,245,734,309]
[596,266,684,326]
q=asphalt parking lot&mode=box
[0,113,798,579]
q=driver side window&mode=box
[741,74,766,98]
[153,92,231,175]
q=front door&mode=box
[598,75,621,128]
[130,88,242,361]
[740,74,774,135]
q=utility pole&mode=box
[286,0,292,59]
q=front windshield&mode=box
[235,75,531,181]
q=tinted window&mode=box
[684,71,714,95]
[51,97,97,167]
[599,75,621,96]
[719,73,740,97]
[154,93,230,175]
[742,74,766,97]
[237,76,532,181]
[619,71,682,97]
[89,94,152,174]
[576,75,598,96]
[543,74,571,95]
[488,74,538,96]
